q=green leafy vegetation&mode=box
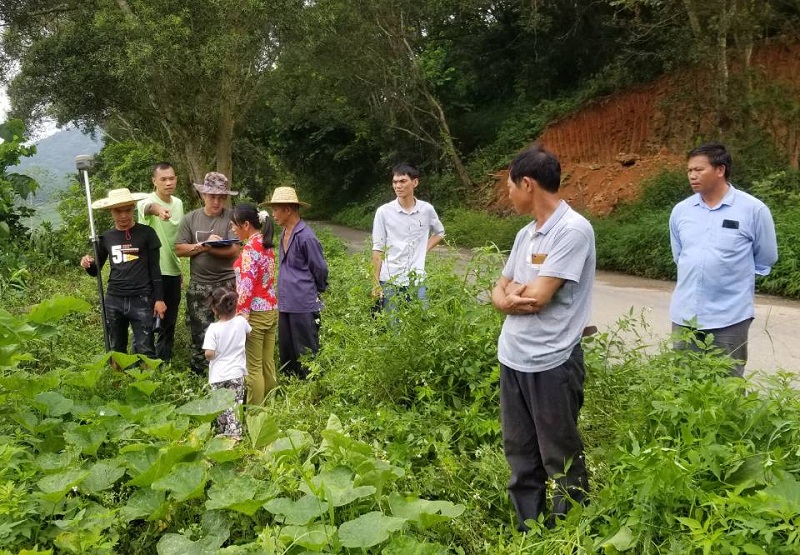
[1,233,799,553]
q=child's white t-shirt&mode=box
[202,315,252,384]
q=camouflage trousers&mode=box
[186,278,236,375]
[210,377,245,438]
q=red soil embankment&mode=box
[489,42,800,216]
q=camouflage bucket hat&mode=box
[193,172,238,196]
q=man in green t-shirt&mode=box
[137,161,184,363]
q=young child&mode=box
[203,287,251,439]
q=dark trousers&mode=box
[500,344,588,530]
[105,293,155,357]
[278,311,320,379]
[155,274,182,364]
[672,318,753,377]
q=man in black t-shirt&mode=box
[80,188,167,357]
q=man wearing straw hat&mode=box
[80,188,167,357]
[176,172,240,375]
[265,186,328,379]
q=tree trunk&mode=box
[183,140,207,196]
[682,0,702,41]
[425,90,471,190]
[715,3,732,132]
[215,105,235,181]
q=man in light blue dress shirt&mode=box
[669,142,778,377]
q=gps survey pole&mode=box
[76,155,111,352]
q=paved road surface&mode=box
[316,222,800,376]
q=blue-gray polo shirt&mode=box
[498,201,596,373]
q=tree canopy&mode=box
[2,0,799,206]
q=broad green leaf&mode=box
[356,458,405,498]
[126,445,198,487]
[264,495,329,525]
[26,295,90,325]
[129,380,161,396]
[33,391,73,416]
[109,351,140,370]
[63,424,107,456]
[82,459,127,494]
[62,366,104,390]
[382,536,449,554]
[142,418,191,441]
[757,470,800,514]
[120,445,159,476]
[119,489,166,522]
[156,511,232,553]
[265,430,312,459]
[338,511,406,549]
[204,435,244,462]
[206,474,270,516]
[110,401,174,424]
[176,388,236,422]
[300,466,376,507]
[320,426,373,458]
[725,454,768,491]
[156,533,227,555]
[597,526,635,551]
[246,410,280,450]
[35,451,77,473]
[278,523,333,551]
[151,461,208,501]
[388,493,465,528]
[36,469,89,502]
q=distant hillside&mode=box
[11,127,103,224]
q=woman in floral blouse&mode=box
[231,204,278,405]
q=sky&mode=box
[1,84,60,141]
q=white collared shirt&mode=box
[372,198,445,286]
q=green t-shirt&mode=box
[137,192,184,276]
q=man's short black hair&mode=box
[392,162,419,180]
[509,144,561,193]
[152,161,174,177]
[687,142,732,179]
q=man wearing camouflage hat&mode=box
[176,172,240,375]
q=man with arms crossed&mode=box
[176,172,239,375]
[372,163,445,309]
[491,145,594,531]
[137,161,184,363]
[670,142,778,377]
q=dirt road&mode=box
[316,222,800,376]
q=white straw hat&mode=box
[91,188,148,210]
[263,186,310,207]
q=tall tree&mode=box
[1,0,301,184]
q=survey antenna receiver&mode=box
[75,155,95,172]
